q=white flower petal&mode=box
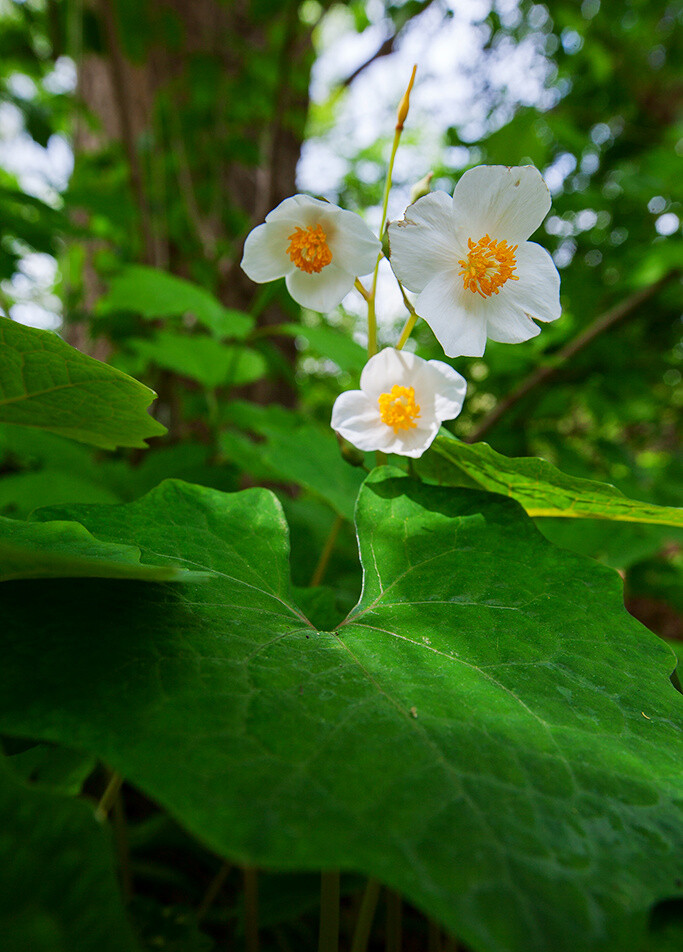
[504,241,562,323]
[452,166,551,243]
[484,300,541,344]
[383,421,440,458]
[325,207,380,277]
[420,360,467,421]
[265,194,332,225]
[240,220,295,282]
[285,263,355,312]
[359,347,420,399]
[331,390,389,451]
[415,272,489,358]
[388,191,458,292]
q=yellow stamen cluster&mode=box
[287,224,333,274]
[459,234,519,298]
[378,385,421,433]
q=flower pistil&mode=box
[458,234,519,298]
[287,224,333,274]
[378,384,421,433]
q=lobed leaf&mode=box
[0,475,680,951]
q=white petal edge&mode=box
[419,360,467,421]
[331,390,391,452]
[325,207,381,277]
[451,166,551,244]
[484,299,542,345]
[503,241,562,323]
[265,194,334,225]
[359,348,423,400]
[415,271,489,358]
[241,221,296,283]
[285,263,355,312]
[388,191,458,293]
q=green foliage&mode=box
[0,318,166,449]
[0,759,138,952]
[128,332,267,389]
[421,433,683,527]
[0,475,680,952]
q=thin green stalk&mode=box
[385,890,402,952]
[355,278,370,301]
[428,919,441,952]
[318,870,340,952]
[350,878,381,952]
[95,770,123,823]
[310,514,344,587]
[244,866,260,952]
[395,279,419,350]
[197,861,231,922]
[366,65,417,360]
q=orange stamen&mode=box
[287,224,333,274]
[378,385,421,433]
[458,234,519,298]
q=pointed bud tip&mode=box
[396,64,418,131]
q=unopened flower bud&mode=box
[410,171,433,205]
[396,65,417,131]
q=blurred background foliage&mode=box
[0,0,681,946]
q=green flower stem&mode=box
[355,278,370,301]
[350,878,381,952]
[428,919,441,952]
[243,866,260,952]
[310,514,344,587]
[386,889,403,952]
[395,280,419,350]
[95,770,123,823]
[367,67,416,359]
[318,870,340,952]
[197,861,231,921]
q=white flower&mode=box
[241,195,380,312]
[388,165,561,358]
[331,348,466,458]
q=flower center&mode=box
[458,234,519,298]
[378,385,421,433]
[287,224,333,274]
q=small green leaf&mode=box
[130,332,266,388]
[0,476,681,952]
[0,318,166,449]
[279,322,366,373]
[0,512,204,582]
[221,401,365,520]
[421,433,683,527]
[99,265,254,339]
[0,758,138,952]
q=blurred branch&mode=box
[466,269,682,444]
[341,0,437,87]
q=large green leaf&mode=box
[0,475,681,952]
[0,512,203,582]
[421,433,683,527]
[99,265,253,340]
[0,318,166,449]
[279,322,366,374]
[0,759,138,952]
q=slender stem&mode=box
[318,871,340,952]
[95,770,123,823]
[244,866,260,952]
[395,314,417,351]
[355,278,370,301]
[467,269,680,443]
[428,919,441,952]
[112,788,132,901]
[366,66,416,359]
[197,861,231,922]
[386,890,402,952]
[310,514,344,587]
[350,878,381,952]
